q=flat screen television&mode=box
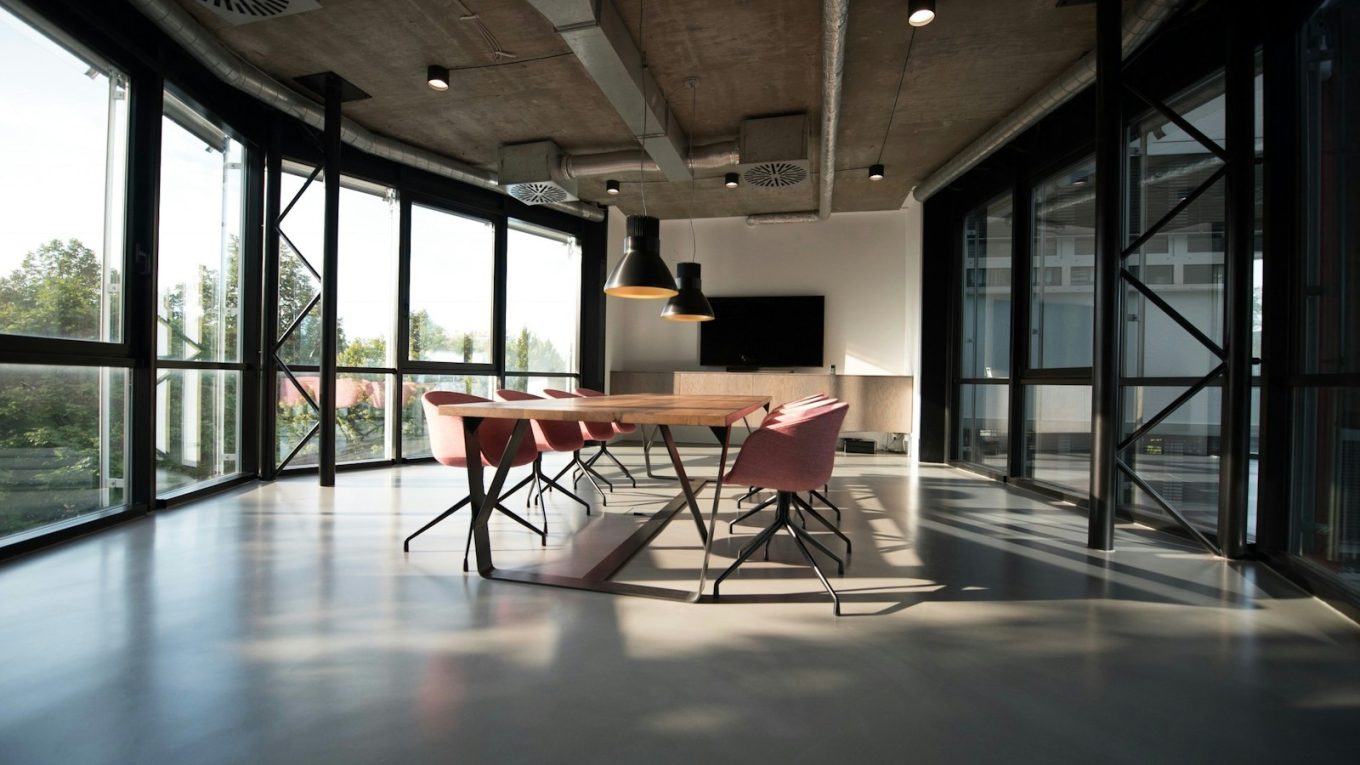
[699,296,825,369]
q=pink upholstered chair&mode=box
[713,399,850,614]
[573,387,638,488]
[404,391,546,571]
[540,389,619,504]
[495,389,591,517]
[734,393,842,524]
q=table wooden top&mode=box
[438,393,771,427]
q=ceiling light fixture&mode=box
[606,179,621,195]
[869,163,886,181]
[426,65,449,91]
[663,77,715,321]
[604,1,676,300]
[724,172,740,189]
[908,0,936,27]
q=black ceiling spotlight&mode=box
[426,65,450,92]
[661,262,715,322]
[606,179,621,195]
[869,163,886,181]
[724,172,740,189]
[908,0,936,27]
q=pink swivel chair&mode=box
[495,389,591,517]
[541,389,619,504]
[404,391,546,571]
[574,387,637,488]
[713,399,850,614]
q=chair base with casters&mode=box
[403,473,546,571]
[713,491,845,615]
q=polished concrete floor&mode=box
[1,449,1357,764]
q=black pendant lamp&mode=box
[661,262,715,321]
[604,215,677,298]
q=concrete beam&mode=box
[526,0,692,181]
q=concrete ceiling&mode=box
[175,0,1102,219]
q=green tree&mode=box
[0,239,102,339]
[0,239,122,535]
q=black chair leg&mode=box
[713,519,782,600]
[809,488,841,523]
[404,496,471,552]
[789,522,845,575]
[792,494,852,554]
[540,463,591,514]
[597,443,637,488]
[728,495,776,533]
[784,524,841,615]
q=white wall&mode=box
[604,202,924,450]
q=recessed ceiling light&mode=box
[869,163,886,181]
[606,179,620,195]
[426,65,449,92]
[908,0,936,27]
[724,172,740,189]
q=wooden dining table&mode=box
[437,393,771,601]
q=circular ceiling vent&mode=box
[743,162,810,188]
[509,183,571,206]
[194,0,321,25]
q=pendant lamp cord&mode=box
[876,26,917,166]
[688,78,698,262]
[638,0,648,217]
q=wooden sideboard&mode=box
[610,370,913,434]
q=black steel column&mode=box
[260,123,282,480]
[1008,179,1032,479]
[1088,0,1123,551]
[127,71,164,514]
[1218,6,1256,558]
[319,74,342,486]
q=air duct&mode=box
[912,0,1184,203]
[560,141,740,179]
[128,0,605,222]
[746,0,848,226]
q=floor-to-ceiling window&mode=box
[402,202,499,459]
[1025,157,1096,493]
[1291,0,1359,597]
[0,2,131,545]
[503,219,582,397]
[155,90,247,495]
[957,195,1012,472]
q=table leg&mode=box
[658,425,708,544]
[695,426,732,599]
[642,424,678,481]
[464,417,531,576]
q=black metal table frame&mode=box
[460,417,744,602]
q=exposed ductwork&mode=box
[560,140,740,179]
[746,0,848,226]
[912,0,1184,203]
[128,0,605,222]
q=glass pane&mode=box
[401,374,498,459]
[1299,4,1359,375]
[156,369,240,493]
[1122,385,1221,532]
[1025,384,1091,494]
[505,223,581,374]
[276,371,319,468]
[1031,155,1095,369]
[336,372,392,463]
[277,167,323,366]
[503,375,579,399]
[0,365,127,542]
[958,383,1007,471]
[0,7,127,343]
[408,205,494,363]
[1290,387,1360,597]
[960,195,1012,379]
[157,93,245,362]
[337,184,397,368]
